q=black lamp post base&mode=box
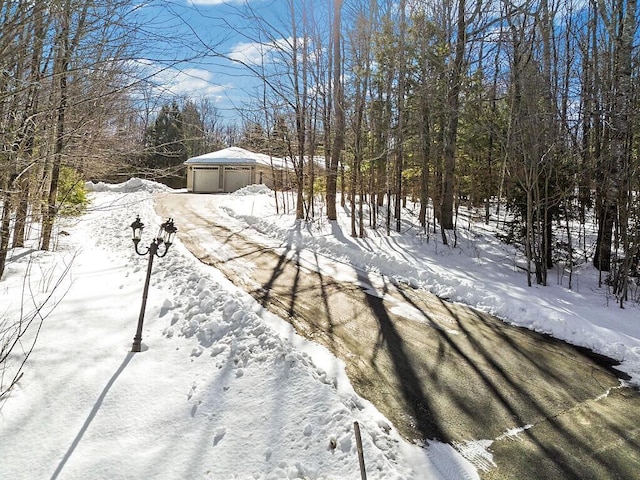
[131,339,147,352]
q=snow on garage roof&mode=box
[185,147,290,169]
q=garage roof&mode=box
[185,147,289,170]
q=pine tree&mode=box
[146,101,187,169]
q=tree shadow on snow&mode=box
[50,353,134,480]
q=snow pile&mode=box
[0,183,478,479]
[158,264,418,478]
[232,183,273,196]
[86,177,172,193]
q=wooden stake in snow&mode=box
[354,421,367,480]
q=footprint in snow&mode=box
[213,427,226,446]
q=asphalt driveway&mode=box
[155,192,640,479]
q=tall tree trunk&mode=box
[13,3,45,249]
[441,0,466,232]
[349,7,372,238]
[394,0,407,233]
[418,93,431,230]
[326,0,344,221]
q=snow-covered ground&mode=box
[1,178,639,479]
[0,179,476,480]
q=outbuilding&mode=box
[185,147,290,193]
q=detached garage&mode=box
[185,147,289,193]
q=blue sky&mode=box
[131,0,298,123]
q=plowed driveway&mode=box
[156,192,640,479]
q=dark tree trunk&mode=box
[594,204,617,271]
[441,0,466,230]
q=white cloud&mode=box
[227,41,267,65]
[227,37,294,66]
[160,67,228,97]
[131,60,230,100]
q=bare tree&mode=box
[326,0,345,221]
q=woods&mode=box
[1,0,639,304]
[1,0,143,273]
[224,0,639,301]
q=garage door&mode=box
[193,167,220,193]
[224,166,252,192]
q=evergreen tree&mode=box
[146,101,187,168]
[181,100,207,158]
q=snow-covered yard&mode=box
[1,178,638,479]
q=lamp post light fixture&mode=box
[129,216,177,353]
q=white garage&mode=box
[185,147,290,193]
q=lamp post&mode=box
[129,216,177,352]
